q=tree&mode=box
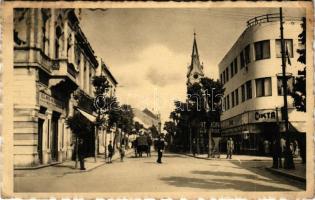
[163,121,176,148]
[134,121,144,133]
[66,111,93,169]
[167,77,224,153]
[92,75,110,161]
[292,17,306,112]
[149,125,159,138]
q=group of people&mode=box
[76,134,167,170]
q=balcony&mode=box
[246,13,280,28]
[52,59,77,83]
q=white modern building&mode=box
[218,14,306,155]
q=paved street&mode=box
[14,153,305,193]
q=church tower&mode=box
[187,32,204,86]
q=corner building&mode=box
[14,9,99,167]
[218,14,306,155]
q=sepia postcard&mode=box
[0,1,314,199]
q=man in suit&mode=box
[226,138,234,159]
[156,135,165,164]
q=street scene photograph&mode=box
[11,6,310,195]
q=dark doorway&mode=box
[37,118,44,164]
[51,112,60,161]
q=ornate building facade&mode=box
[13,9,115,167]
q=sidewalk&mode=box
[184,153,272,161]
[265,162,306,182]
[185,153,305,182]
[57,148,133,172]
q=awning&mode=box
[77,108,96,123]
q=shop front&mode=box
[221,108,305,156]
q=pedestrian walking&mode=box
[108,141,114,163]
[226,138,234,159]
[132,139,138,158]
[156,135,165,164]
[78,138,86,170]
[120,144,126,162]
[293,140,299,157]
[192,139,197,157]
[147,135,153,157]
[264,140,270,155]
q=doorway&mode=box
[50,112,60,161]
[37,118,44,164]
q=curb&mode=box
[83,150,134,172]
[14,162,61,170]
[265,167,306,183]
[182,153,269,162]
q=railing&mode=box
[246,13,280,28]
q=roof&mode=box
[103,64,118,85]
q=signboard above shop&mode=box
[248,109,281,123]
[221,108,284,129]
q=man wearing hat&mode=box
[156,134,166,164]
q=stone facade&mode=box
[13,9,101,167]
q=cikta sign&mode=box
[250,109,280,123]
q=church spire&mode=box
[187,31,204,86]
[191,31,199,64]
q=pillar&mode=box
[29,9,35,62]
[36,9,43,50]
[80,53,84,89]
[85,62,90,94]
[42,110,52,164]
[62,20,68,59]
[57,117,65,162]
[49,9,55,59]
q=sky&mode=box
[79,8,305,124]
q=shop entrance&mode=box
[37,118,44,164]
[51,112,60,161]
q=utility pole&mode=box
[280,7,295,169]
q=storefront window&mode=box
[256,77,272,97]
[255,40,270,60]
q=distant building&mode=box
[218,14,306,155]
[133,108,160,131]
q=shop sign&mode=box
[249,109,279,123]
[39,92,64,109]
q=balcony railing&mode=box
[246,13,280,28]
